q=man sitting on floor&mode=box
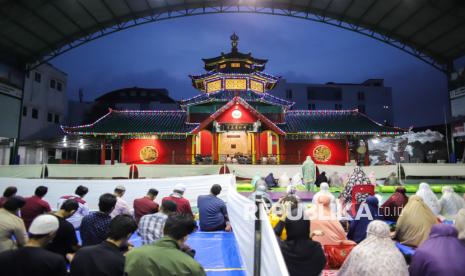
[21,186,51,230]
[111,185,132,218]
[80,193,117,246]
[70,214,138,276]
[0,214,67,276]
[139,200,177,245]
[197,184,231,232]
[57,185,89,229]
[133,188,159,224]
[46,199,80,260]
[162,184,193,217]
[125,214,205,276]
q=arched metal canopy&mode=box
[1,0,465,72]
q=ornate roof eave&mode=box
[189,71,280,82]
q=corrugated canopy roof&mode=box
[1,0,464,70]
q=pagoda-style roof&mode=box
[180,90,294,109]
[62,109,197,136]
[202,33,267,73]
[281,110,405,135]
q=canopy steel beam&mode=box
[26,3,448,72]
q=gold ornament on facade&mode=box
[140,146,158,162]
[225,79,247,90]
[313,145,331,162]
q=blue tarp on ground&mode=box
[76,230,245,276]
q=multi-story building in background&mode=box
[271,79,394,126]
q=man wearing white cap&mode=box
[0,214,67,276]
[162,184,193,217]
[110,185,132,218]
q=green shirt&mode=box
[125,237,206,276]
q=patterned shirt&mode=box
[110,197,131,218]
[138,213,168,245]
[80,212,112,246]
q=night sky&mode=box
[50,14,450,128]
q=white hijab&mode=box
[339,220,409,276]
[416,183,440,215]
[312,182,336,213]
[456,208,465,241]
[439,186,465,219]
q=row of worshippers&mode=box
[0,182,231,275]
[268,187,465,276]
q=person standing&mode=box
[314,172,328,188]
[57,185,89,229]
[0,214,67,276]
[133,188,159,223]
[110,185,132,218]
[0,196,28,253]
[0,186,18,208]
[46,199,80,260]
[21,186,51,230]
[139,200,177,245]
[162,184,193,217]
[197,184,231,232]
[80,193,117,246]
[302,156,316,192]
[70,215,138,276]
[125,214,205,276]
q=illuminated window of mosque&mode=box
[225,79,247,90]
[206,80,222,93]
[219,64,226,69]
[250,80,264,93]
[231,63,241,68]
[244,64,251,68]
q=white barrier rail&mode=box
[0,165,44,178]
[0,174,232,210]
[227,164,301,179]
[402,163,465,177]
[137,165,222,178]
[47,164,131,179]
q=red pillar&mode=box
[345,138,350,163]
[100,139,106,165]
[255,132,261,163]
[212,133,218,164]
[110,142,115,165]
[364,139,370,166]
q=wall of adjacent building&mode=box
[21,63,68,140]
[271,79,394,126]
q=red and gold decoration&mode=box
[313,145,332,162]
[139,146,158,163]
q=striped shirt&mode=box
[138,213,168,245]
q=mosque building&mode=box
[62,34,404,165]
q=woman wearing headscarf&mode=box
[415,182,440,215]
[347,196,380,243]
[380,187,409,222]
[339,221,409,276]
[315,172,328,188]
[312,183,337,214]
[456,208,465,241]
[273,201,326,276]
[339,167,372,207]
[310,195,354,246]
[409,224,465,276]
[439,186,465,219]
[395,195,438,247]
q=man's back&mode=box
[138,212,168,245]
[46,215,78,258]
[71,241,124,276]
[0,208,28,253]
[163,196,193,216]
[21,196,51,229]
[0,246,66,276]
[80,211,112,246]
[133,197,158,223]
[125,237,205,276]
[197,195,227,231]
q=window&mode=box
[54,114,59,124]
[285,89,293,99]
[308,103,316,110]
[357,91,365,101]
[335,104,342,110]
[32,108,39,119]
[57,81,62,91]
[50,79,56,89]
[47,113,53,122]
[358,105,366,113]
[307,87,342,101]
[230,63,240,68]
[34,72,41,83]
[22,106,27,117]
